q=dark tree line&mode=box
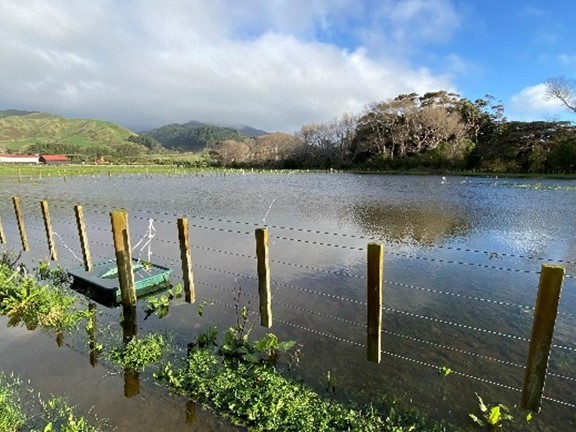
[208,89,576,174]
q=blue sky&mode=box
[0,0,574,132]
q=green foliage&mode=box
[145,122,245,151]
[108,333,167,372]
[0,112,140,158]
[469,394,514,429]
[0,373,26,431]
[0,263,90,334]
[144,283,183,320]
[437,366,452,377]
[155,346,445,432]
[35,260,71,286]
[0,373,108,431]
[37,396,103,432]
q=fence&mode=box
[0,194,575,420]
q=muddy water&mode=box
[1,172,576,430]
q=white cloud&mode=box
[558,53,576,65]
[0,0,460,132]
[509,83,567,120]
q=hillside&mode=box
[0,111,141,156]
[142,121,268,151]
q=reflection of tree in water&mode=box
[349,201,471,245]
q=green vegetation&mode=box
[0,112,143,161]
[468,394,520,431]
[0,258,91,337]
[144,283,183,320]
[0,373,25,431]
[143,121,248,151]
[156,327,448,432]
[108,333,168,372]
[0,373,108,432]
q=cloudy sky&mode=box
[1,0,575,132]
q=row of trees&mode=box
[208,84,576,174]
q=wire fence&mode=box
[1,194,575,419]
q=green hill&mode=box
[0,111,148,159]
[142,121,268,151]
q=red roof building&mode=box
[39,154,70,164]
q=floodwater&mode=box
[1,172,576,431]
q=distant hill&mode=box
[142,121,268,151]
[0,111,142,156]
[235,125,268,137]
[0,109,39,119]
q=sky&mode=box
[1,0,575,133]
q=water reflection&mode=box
[2,173,576,430]
[349,201,470,245]
[122,304,140,397]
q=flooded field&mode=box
[1,172,575,430]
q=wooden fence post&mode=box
[255,227,272,328]
[110,210,137,307]
[0,215,6,244]
[40,200,58,261]
[74,205,92,272]
[367,242,384,363]
[521,264,565,412]
[177,217,196,303]
[12,196,29,251]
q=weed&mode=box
[108,333,167,372]
[0,373,26,431]
[469,393,514,430]
[0,263,90,334]
[35,260,71,286]
[0,373,109,431]
[144,283,182,320]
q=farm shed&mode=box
[0,154,39,163]
[39,154,70,164]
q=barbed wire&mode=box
[275,317,576,408]
[383,307,531,342]
[4,195,576,270]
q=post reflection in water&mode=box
[185,400,196,425]
[122,304,140,397]
[87,302,99,367]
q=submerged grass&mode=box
[155,325,450,432]
[0,373,109,432]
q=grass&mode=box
[0,373,25,431]
[155,329,450,432]
[0,113,133,150]
[0,373,108,432]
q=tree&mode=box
[545,76,576,116]
[297,113,358,168]
[251,133,302,166]
[212,140,250,166]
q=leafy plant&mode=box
[438,366,452,377]
[35,260,71,286]
[155,346,446,432]
[108,333,167,372]
[469,393,513,430]
[144,283,183,320]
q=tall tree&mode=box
[546,76,576,115]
